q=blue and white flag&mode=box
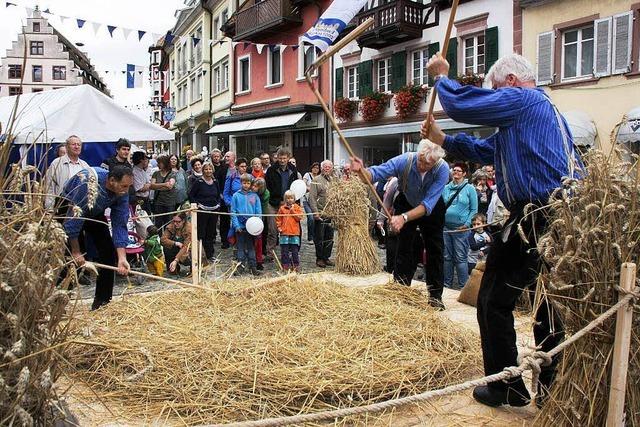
[301,0,369,52]
[126,64,144,89]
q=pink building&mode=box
[212,0,331,170]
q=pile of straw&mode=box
[535,149,640,425]
[68,277,480,424]
[323,178,380,275]
[1,165,76,425]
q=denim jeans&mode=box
[236,231,256,268]
[443,226,470,289]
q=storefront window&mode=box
[235,133,285,161]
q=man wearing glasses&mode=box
[421,53,582,408]
[161,212,192,275]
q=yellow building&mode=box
[205,0,234,153]
[521,0,640,153]
[168,0,212,154]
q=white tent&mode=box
[0,84,174,144]
[616,107,640,144]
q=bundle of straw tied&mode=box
[323,177,380,275]
[535,150,640,426]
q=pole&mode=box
[190,202,200,287]
[423,0,460,137]
[606,262,636,426]
[88,262,208,291]
[305,17,391,219]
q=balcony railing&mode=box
[234,0,302,41]
[356,0,428,49]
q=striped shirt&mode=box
[436,77,582,209]
[62,167,130,248]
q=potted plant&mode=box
[394,84,428,119]
[456,72,485,87]
[333,98,358,122]
[360,91,391,122]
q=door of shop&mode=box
[293,129,324,172]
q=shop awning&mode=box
[562,110,597,147]
[616,107,640,144]
[207,112,306,135]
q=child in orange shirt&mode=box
[276,190,304,271]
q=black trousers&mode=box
[197,211,216,259]
[153,204,174,229]
[392,194,445,301]
[313,218,334,261]
[77,215,117,309]
[477,202,564,392]
[218,204,230,246]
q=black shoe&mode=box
[472,384,530,408]
[221,243,230,249]
[256,263,264,271]
[428,298,446,311]
[233,265,246,276]
[251,267,262,276]
[91,299,109,311]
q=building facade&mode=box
[210,0,332,169]
[331,0,513,167]
[167,0,212,155]
[206,0,235,153]
[0,8,109,98]
[521,0,640,153]
[148,37,170,128]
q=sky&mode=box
[0,0,187,120]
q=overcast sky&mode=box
[0,0,187,119]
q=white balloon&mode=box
[246,216,264,236]
[290,179,307,200]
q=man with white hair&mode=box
[421,53,582,408]
[45,135,90,210]
[351,140,449,309]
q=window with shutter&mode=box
[612,12,632,74]
[358,60,373,97]
[561,25,594,80]
[446,38,458,78]
[485,27,499,72]
[335,67,344,100]
[594,17,612,77]
[390,51,406,92]
[377,58,392,92]
[536,31,554,85]
[347,66,358,99]
[427,42,439,87]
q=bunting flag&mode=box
[301,0,368,51]
[137,30,146,41]
[164,31,175,44]
[5,2,17,7]
[122,28,132,40]
[42,8,50,14]
[255,44,266,54]
[59,15,68,25]
[193,37,200,46]
[107,25,117,37]
[91,21,101,35]
[76,18,86,28]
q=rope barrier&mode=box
[203,287,639,427]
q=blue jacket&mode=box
[436,77,582,209]
[231,190,262,231]
[442,179,478,228]
[223,170,242,206]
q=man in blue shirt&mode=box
[351,140,449,309]
[422,53,581,408]
[62,165,133,310]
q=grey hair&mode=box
[65,135,81,146]
[211,148,222,154]
[320,159,333,168]
[485,53,536,85]
[417,139,445,162]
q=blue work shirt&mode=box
[368,154,450,215]
[62,167,130,248]
[436,77,582,209]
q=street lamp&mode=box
[188,114,196,152]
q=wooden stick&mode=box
[190,203,200,287]
[423,0,460,137]
[606,262,636,427]
[87,262,209,291]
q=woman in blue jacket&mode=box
[442,163,478,289]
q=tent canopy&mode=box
[616,106,640,144]
[0,85,174,166]
[562,110,597,148]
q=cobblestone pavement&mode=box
[78,221,389,300]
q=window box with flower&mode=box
[393,84,428,119]
[333,98,358,122]
[360,91,392,122]
[456,72,485,87]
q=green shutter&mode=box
[390,51,407,91]
[446,37,458,78]
[358,60,373,97]
[427,42,440,86]
[335,67,344,100]
[485,26,499,72]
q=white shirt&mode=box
[133,165,150,198]
[44,154,89,209]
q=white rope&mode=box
[203,287,639,427]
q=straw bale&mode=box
[68,277,481,425]
[534,150,640,426]
[323,178,380,275]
